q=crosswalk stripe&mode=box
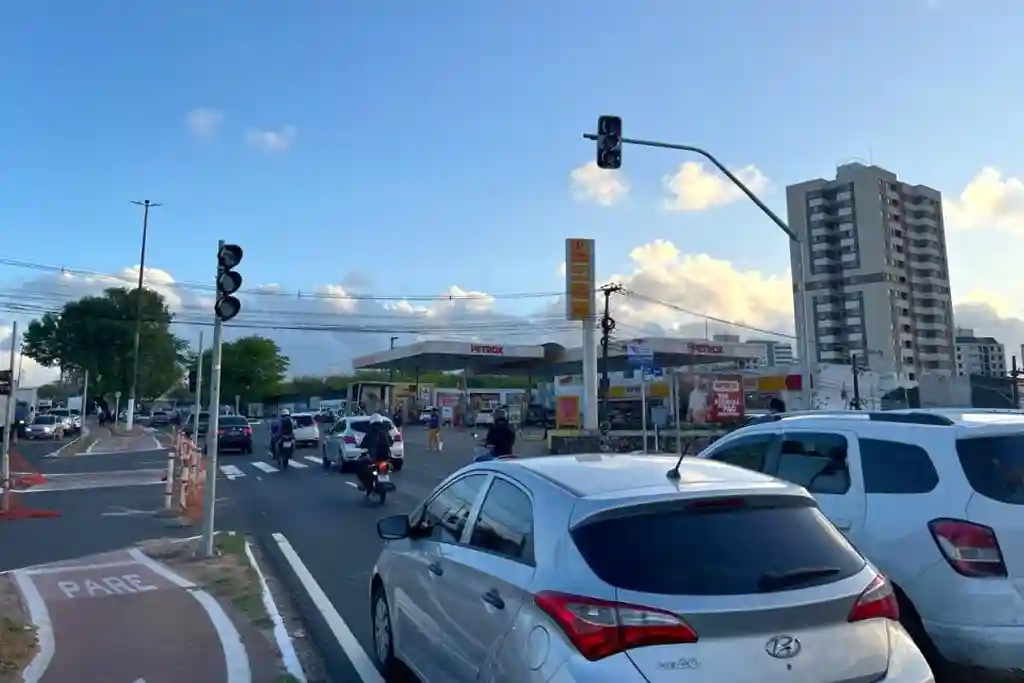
[252,461,279,473]
[289,459,308,468]
[304,455,321,465]
[220,464,245,480]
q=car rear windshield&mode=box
[293,415,315,427]
[34,416,56,424]
[350,420,392,433]
[220,417,248,427]
[51,410,69,416]
[571,497,865,596]
[956,435,1024,505]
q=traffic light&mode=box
[188,368,197,393]
[596,115,623,170]
[215,243,243,322]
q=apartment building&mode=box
[954,327,1006,377]
[786,162,955,379]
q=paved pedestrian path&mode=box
[10,548,251,683]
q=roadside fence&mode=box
[162,430,206,521]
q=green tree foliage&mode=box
[196,335,289,405]
[22,287,188,401]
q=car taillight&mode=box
[534,591,697,661]
[393,432,403,442]
[928,518,1007,578]
[243,427,252,435]
[217,429,225,436]
[847,574,899,622]
[343,435,357,444]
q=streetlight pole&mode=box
[126,199,162,431]
[583,132,814,409]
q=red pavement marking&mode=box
[13,551,247,683]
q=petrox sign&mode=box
[470,344,505,356]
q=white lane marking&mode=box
[128,549,252,683]
[288,460,308,469]
[42,427,91,458]
[303,455,321,465]
[251,461,279,474]
[23,560,142,576]
[271,533,385,683]
[10,570,55,683]
[242,540,306,682]
[220,465,245,480]
[344,481,358,488]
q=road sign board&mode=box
[627,340,653,367]
[0,370,10,396]
[641,366,663,381]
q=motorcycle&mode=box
[276,436,294,470]
[368,461,395,504]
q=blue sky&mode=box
[3,0,1024,323]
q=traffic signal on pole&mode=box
[596,115,623,170]
[188,368,197,393]
[214,244,243,322]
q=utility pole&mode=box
[389,336,399,382]
[127,199,162,431]
[1011,355,1021,408]
[850,352,862,410]
[599,284,623,428]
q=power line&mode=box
[0,257,566,302]
[619,288,796,340]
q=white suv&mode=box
[697,408,1024,676]
[321,416,405,471]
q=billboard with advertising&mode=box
[676,373,745,425]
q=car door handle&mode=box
[833,518,852,531]
[481,589,505,610]
[427,562,444,577]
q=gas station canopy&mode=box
[353,337,766,376]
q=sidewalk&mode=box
[85,426,163,455]
[4,537,310,683]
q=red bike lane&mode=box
[11,549,251,683]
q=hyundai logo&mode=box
[765,635,802,659]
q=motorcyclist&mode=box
[484,409,516,457]
[271,408,295,457]
[356,414,394,491]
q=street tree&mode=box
[200,335,289,406]
[22,287,188,402]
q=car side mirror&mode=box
[377,514,411,540]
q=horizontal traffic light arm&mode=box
[581,132,795,242]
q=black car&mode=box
[216,415,253,453]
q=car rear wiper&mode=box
[757,567,841,593]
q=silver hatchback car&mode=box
[370,454,934,683]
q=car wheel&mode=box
[392,460,404,472]
[371,585,398,675]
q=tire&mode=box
[371,585,398,676]
[392,460,404,472]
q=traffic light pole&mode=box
[199,244,225,558]
[1,322,18,507]
[584,132,813,409]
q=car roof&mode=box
[497,453,799,499]
[344,415,392,423]
[738,408,1024,435]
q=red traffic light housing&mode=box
[215,243,244,322]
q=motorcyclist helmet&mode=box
[280,408,292,417]
[493,409,507,423]
[369,413,384,424]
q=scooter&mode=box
[276,436,294,470]
[368,461,396,505]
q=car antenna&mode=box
[666,451,685,480]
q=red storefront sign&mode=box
[470,344,504,356]
[687,342,724,355]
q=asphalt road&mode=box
[224,421,494,682]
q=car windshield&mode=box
[33,416,56,424]
[957,434,1024,505]
[293,415,315,427]
[198,413,210,422]
[220,417,248,427]
[571,496,865,595]
[51,410,69,417]
[350,420,393,433]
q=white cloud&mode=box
[0,324,59,387]
[944,167,1024,233]
[569,161,629,206]
[557,261,567,278]
[246,125,297,153]
[185,108,223,138]
[662,162,770,212]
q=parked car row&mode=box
[24,408,81,440]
